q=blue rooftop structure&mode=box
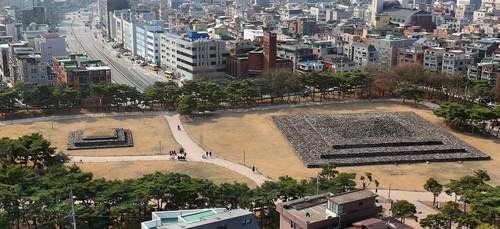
[186,30,209,39]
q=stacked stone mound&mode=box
[68,128,134,150]
[272,112,490,167]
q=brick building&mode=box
[226,32,293,78]
[52,54,111,98]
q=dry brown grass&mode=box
[182,101,500,191]
[0,116,180,156]
[75,160,257,188]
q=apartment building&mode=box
[135,21,165,64]
[397,46,425,65]
[52,54,111,97]
[3,41,29,82]
[9,47,53,85]
[423,47,446,71]
[160,31,230,80]
[34,33,67,65]
[322,55,357,73]
[455,4,475,20]
[467,59,500,95]
[371,35,417,68]
[441,50,474,75]
[465,39,498,63]
[276,43,315,71]
[343,42,379,67]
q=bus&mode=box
[149,64,158,71]
[164,71,175,79]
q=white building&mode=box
[160,31,230,80]
[243,29,263,41]
[34,33,67,65]
[136,20,165,64]
[141,208,259,229]
[310,7,328,23]
[442,50,474,75]
[9,47,54,85]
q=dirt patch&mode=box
[0,116,179,156]
[75,161,257,188]
[182,101,500,191]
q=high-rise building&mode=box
[371,0,384,20]
[99,0,130,37]
[21,6,45,25]
[160,31,230,81]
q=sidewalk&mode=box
[163,114,271,186]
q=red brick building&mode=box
[52,54,111,97]
[226,32,293,78]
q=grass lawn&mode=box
[75,161,257,188]
[0,116,180,156]
[182,101,500,191]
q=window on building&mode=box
[48,75,54,80]
[291,221,296,229]
[41,75,46,79]
[31,75,38,79]
[31,68,37,73]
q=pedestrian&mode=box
[209,152,212,157]
[206,152,208,157]
[185,152,187,158]
[177,125,181,131]
[252,166,255,172]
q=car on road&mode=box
[140,62,148,67]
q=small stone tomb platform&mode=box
[272,111,490,167]
[68,128,134,150]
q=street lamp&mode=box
[159,141,162,155]
[388,184,392,201]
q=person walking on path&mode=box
[177,125,181,131]
[252,166,255,173]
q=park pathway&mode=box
[163,114,271,185]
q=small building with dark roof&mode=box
[276,190,382,229]
[351,217,413,229]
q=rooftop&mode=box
[41,33,61,38]
[329,189,378,205]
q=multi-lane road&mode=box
[58,11,167,91]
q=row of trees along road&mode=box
[0,135,381,229]
[1,63,497,117]
[389,171,500,229]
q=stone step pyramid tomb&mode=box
[68,128,134,150]
[272,111,490,167]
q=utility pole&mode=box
[69,187,78,229]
